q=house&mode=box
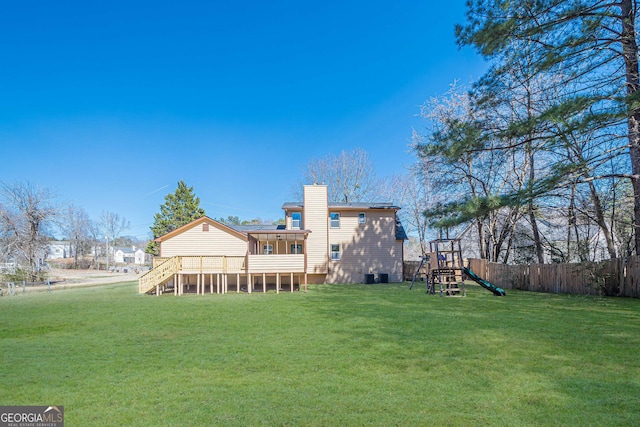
[113,246,147,265]
[139,184,407,295]
[46,241,71,259]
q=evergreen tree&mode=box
[449,0,640,254]
[145,181,206,255]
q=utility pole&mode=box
[105,231,109,272]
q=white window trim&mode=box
[263,244,273,255]
[330,244,341,261]
[330,212,340,229]
[291,212,301,229]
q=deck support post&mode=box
[290,273,294,292]
[262,273,266,293]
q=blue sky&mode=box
[0,1,486,240]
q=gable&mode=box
[158,217,248,257]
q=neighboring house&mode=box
[47,241,71,259]
[113,247,146,265]
[456,213,614,264]
[139,184,407,295]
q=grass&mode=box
[1,281,639,426]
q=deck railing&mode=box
[178,256,247,273]
[247,254,304,273]
[139,255,249,293]
[138,257,179,294]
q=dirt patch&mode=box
[2,268,141,295]
[48,268,140,285]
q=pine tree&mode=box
[145,181,206,255]
[452,0,640,254]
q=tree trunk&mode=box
[621,0,640,255]
[475,219,486,259]
[567,184,576,262]
[587,181,618,259]
[524,78,544,264]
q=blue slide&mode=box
[461,267,506,296]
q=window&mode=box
[330,244,341,260]
[330,212,340,228]
[292,212,301,229]
[291,244,303,254]
[358,212,366,224]
[263,244,273,255]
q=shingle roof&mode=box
[228,224,286,232]
[395,217,408,241]
[281,202,304,209]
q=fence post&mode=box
[23,280,26,294]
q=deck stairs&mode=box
[138,257,179,294]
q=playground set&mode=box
[409,238,506,297]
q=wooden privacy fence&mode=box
[466,257,640,298]
[404,261,421,281]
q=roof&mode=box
[229,224,286,232]
[243,229,311,241]
[282,202,400,210]
[395,217,408,241]
[154,216,248,242]
[113,246,141,253]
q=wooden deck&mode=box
[139,255,307,295]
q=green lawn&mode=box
[1,282,639,426]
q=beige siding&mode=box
[327,210,403,283]
[303,185,329,274]
[160,220,247,258]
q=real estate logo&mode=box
[0,406,64,427]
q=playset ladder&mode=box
[429,238,466,297]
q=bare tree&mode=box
[299,148,380,203]
[88,219,104,268]
[101,211,130,270]
[0,182,57,281]
[385,171,434,257]
[59,204,91,267]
